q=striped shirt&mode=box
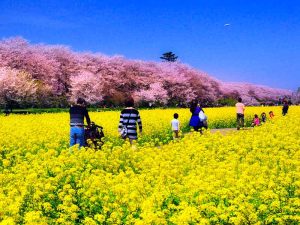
[118,108,142,139]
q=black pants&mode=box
[237,113,244,130]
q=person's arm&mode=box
[137,112,142,133]
[84,108,91,126]
[118,112,124,131]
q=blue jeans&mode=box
[70,126,85,147]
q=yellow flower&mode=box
[0,106,299,224]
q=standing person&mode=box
[70,98,91,147]
[171,113,180,139]
[118,98,142,145]
[189,101,201,131]
[282,101,289,116]
[235,97,245,130]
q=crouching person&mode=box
[251,114,260,127]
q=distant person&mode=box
[251,114,260,127]
[261,112,267,123]
[118,98,142,145]
[4,105,10,116]
[171,113,180,139]
[189,101,201,131]
[282,101,289,116]
[235,97,245,130]
[70,98,91,147]
[269,111,275,119]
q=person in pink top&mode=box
[235,97,245,130]
[251,114,260,127]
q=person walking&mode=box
[171,113,180,139]
[69,98,91,147]
[118,98,142,144]
[235,97,245,130]
[189,101,202,132]
[282,101,289,116]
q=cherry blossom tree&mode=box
[133,82,169,105]
[69,71,104,105]
[0,37,58,84]
[0,67,37,108]
[0,37,293,107]
[220,82,292,105]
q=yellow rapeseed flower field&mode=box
[0,106,299,224]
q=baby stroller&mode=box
[84,122,104,149]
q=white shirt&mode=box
[171,119,179,131]
[235,102,245,114]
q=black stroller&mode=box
[84,122,104,149]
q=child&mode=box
[171,113,180,138]
[269,111,274,119]
[252,114,260,127]
[261,112,267,123]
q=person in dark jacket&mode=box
[282,101,289,116]
[70,98,91,147]
[261,112,267,123]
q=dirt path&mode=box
[209,127,253,135]
[155,127,253,149]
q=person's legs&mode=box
[193,126,200,131]
[237,114,243,130]
[241,114,244,128]
[70,127,77,146]
[203,121,208,129]
[70,127,85,147]
[199,121,205,134]
[76,127,85,147]
[174,130,179,138]
[129,139,133,145]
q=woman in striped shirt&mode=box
[118,98,142,144]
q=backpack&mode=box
[199,110,207,122]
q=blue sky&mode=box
[1,0,299,90]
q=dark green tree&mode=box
[160,52,178,62]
